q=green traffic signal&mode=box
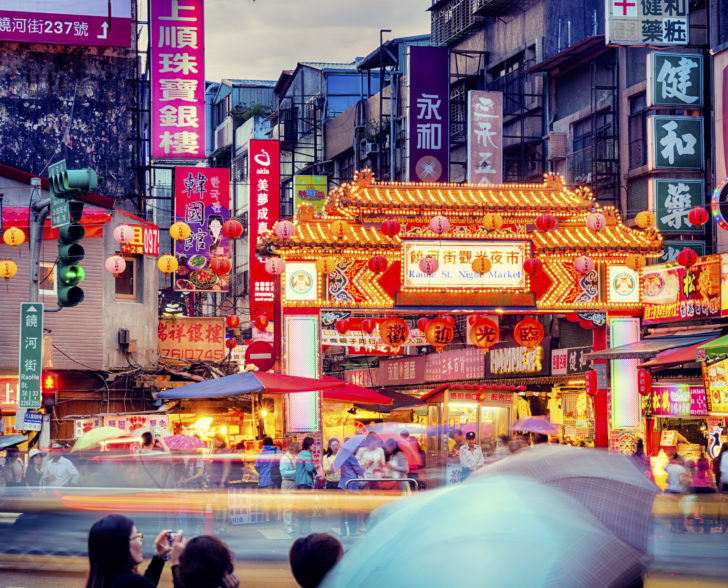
[50,167,103,200]
[57,202,86,308]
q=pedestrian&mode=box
[85,514,178,588]
[459,431,483,481]
[296,437,316,533]
[281,441,300,535]
[136,433,171,488]
[208,434,231,489]
[289,533,343,588]
[355,433,386,486]
[630,439,652,481]
[338,454,365,536]
[3,447,25,487]
[322,439,340,490]
[255,437,280,489]
[24,448,44,487]
[41,443,80,487]
[170,533,239,588]
[719,442,728,492]
[448,428,465,458]
[383,438,409,491]
[664,451,689,532]
[494,435,511,458]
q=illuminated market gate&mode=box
[259,171,663,456]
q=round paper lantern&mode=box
[379,317,409,348]
[330,219,352,240]
[586,211,607,232]
[210,255,232,275]
[535,213,557,232]
[254,315,269,330]
[0,259,17,280]
[574,255,595,274]
[225,337,238,349]
[523,257,543,277]
[112,224,135,245]
[275,220,296,239]
[335,319,349,335]
[419,256,439,275]
[361,319,377,334]
[424,317,454,353]
[104,254,126,277]
[265,257,285,275]
[226,315,240,328]
[624,254,646,271]
[677,248,697,267]
[469,317,500,354]
[471,256,492,275]
[368,255,388,273]
[380,219,401,237]
[2,226,25,249]
[316,257,338,275]
[416,317,430,332]
[222,218,244,239]
[169,221,191,241]
[688,206,709,226]
[482,213,503,231]
[157,254,179,274]
[513,318,544,350]
[635,211,656,229]
[429,215,450,235]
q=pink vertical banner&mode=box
[150,0,205,159]
[467,91,503,184]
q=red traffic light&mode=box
[42,371,59,392]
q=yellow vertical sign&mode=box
[293,176,327,216]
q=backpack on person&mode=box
[270,448,282,488]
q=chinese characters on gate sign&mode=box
[654,180,704,233]
[468,91,503,184]
[607,0,689,46]
[151,0,205,158]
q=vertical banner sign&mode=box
[647,52,703,108]
[648,116,704,171]
[150,0,205,159]
[605,0,689,46]
[715,49,728,253]
[285,315,321,433]
[174,167,230,292]
[249,140,280,312]
[19,303,43,409]
[467,91,503,184]
[408,46,449,183]
[652,179,705,233]
[293,175,327,216]
[610,317,641,429]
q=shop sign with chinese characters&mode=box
[659,240,705,264]
[105,414,171,436]
[18,303,43,409]
[424,348,485,383]
[120,224,161,256]
[647,52,703,108]
[606,0,689,46]
[379,356,426,387]
[293,175,327,216]
[344,368,380,388]
[486,339,550,378]
[467,91,502,184]
[648,116,704,170]
[704,358,728,413]
[642,255,720,323]
[449,391,512,405]
[0,377,18,412]
[150,0,205,159]
[173,167,230,292]
[652,179,705,233]
[551,346,593,376]
[648,384,708,417]
[158,317,225,363]
[322,328,425,349]
[402,240,527,290]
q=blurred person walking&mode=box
[664,452,689,532]
[86,514,177,588]
[41,443,80,487]
[281,441,300,534]
[686,449,717,533]
[289,533,343,588]
[24,448,44,487]
[136,432,171,488]
[355,433,386,487]
[170,533,239,588]
[2,447,25,487]
[208,434,231,489]
[322,439,341,490]
[255,437,281,489]
[337,453,365,536]
[459,431,483,481]
[718,442,728,492]
[296,436,316,533]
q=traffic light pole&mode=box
[28,177,61,311]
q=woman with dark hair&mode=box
[322,438,340,490]
[296,437,316,533]
[289,533,343,588]
[171,534,239,588]
[86,514,177,588]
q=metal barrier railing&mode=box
[344,477,419,492]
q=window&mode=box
[115,256,137,301]
[628,93,647,169]
[39,261,56,298]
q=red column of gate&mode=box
[593,326,608,448]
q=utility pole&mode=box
[28,177,48,305]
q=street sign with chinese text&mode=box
[653,179,705,233]
[18,303,43,409]
[158,316,225,363]
[658,240,705,264]
[648,116,704,170]
[48,160,69,229]
[606,0,689,47]
[647,52,703,108]
[467,91,502,184]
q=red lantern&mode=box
[254,315,269,330]
[424,317,454,353]
[513,318,544,350]
[226,315,240,328]
[442,315,455,326]
[368,255,388,273]
[574,255,595,275]
[416,317,430,332]
[379,317,409,348]
[265,257,285,275]
[225,337,238,349]
[467,315,480,326]
[210,255,232,275]
[469,317,499,354]
[380,219,401,237]
[535,213,557,232]
[361,319,377,334]
[336,319,349,335]
[585,370,598,396]
[638,368,651,396]
[677,248,697,267]
[222,219,244,239]
[419,256,439,275]
[523,257,543,277]
[688,206,709,227]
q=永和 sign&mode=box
[158,316,225,363]
[652,179,705,233]
[467,91,502,184]
[648,116,704,170]
[606,0,689,46]
[647,52,703,108]
[19,303,43,409]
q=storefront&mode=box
[550,345,595,443]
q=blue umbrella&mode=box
[332,434,367,472]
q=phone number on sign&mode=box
[160,348,225,361]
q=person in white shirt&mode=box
[459,432,483,481]
[41,445,80,487]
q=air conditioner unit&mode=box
[365,142,379,154]
[547,132,568,161]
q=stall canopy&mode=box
[638,335,724,369]
[585,333,719,361]
[697,334,728,361]
[157,371,345,400]
[320,376,393,405]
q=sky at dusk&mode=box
[203,0,432,82]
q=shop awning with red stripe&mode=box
[637,336,721,369]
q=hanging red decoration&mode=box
[467,315,480,326]
[419,256,439,275]
[361,319,377,334]
[368,255,388,273]
[379,317,409,348]
[222,219,244,239]
[469,317,499,354]
[535,213,557,232]
[585,370,598,397]
[254,315,269,330]
[424,317,454,353]
[210,255,232,275]
[638,368,651,396]
[225,337,238,349]
[380,219,401,237]
[574,255,595,275]
[442,315,455,326]
[226,315,240,328]
[688,207,709,226]
[523,257,543,277]
[265,257,285,275]
[677,248,697,267]
[513,318,544,350]
[335,319,349,335]
[416,317,430,332]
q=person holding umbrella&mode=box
[459,432,483,481]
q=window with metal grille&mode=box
[628,93,647,169]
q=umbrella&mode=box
[163,434,207,451]
[71,427,125,452]
[320,376,393,405]
[332,434,367,472]
[0,434,28,451]
[474,444,659,554]
[322,475,645,588]
[510,415,561,435]
[157,370,345,400]
[375,433,422,467]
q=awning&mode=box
[585,333,719,361]
[320,376,393,405]
[697,334,728,361]
[638,337,721,369]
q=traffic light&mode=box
[49,167,102,200]
[57,201,85,307]
[42,371,58,407]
